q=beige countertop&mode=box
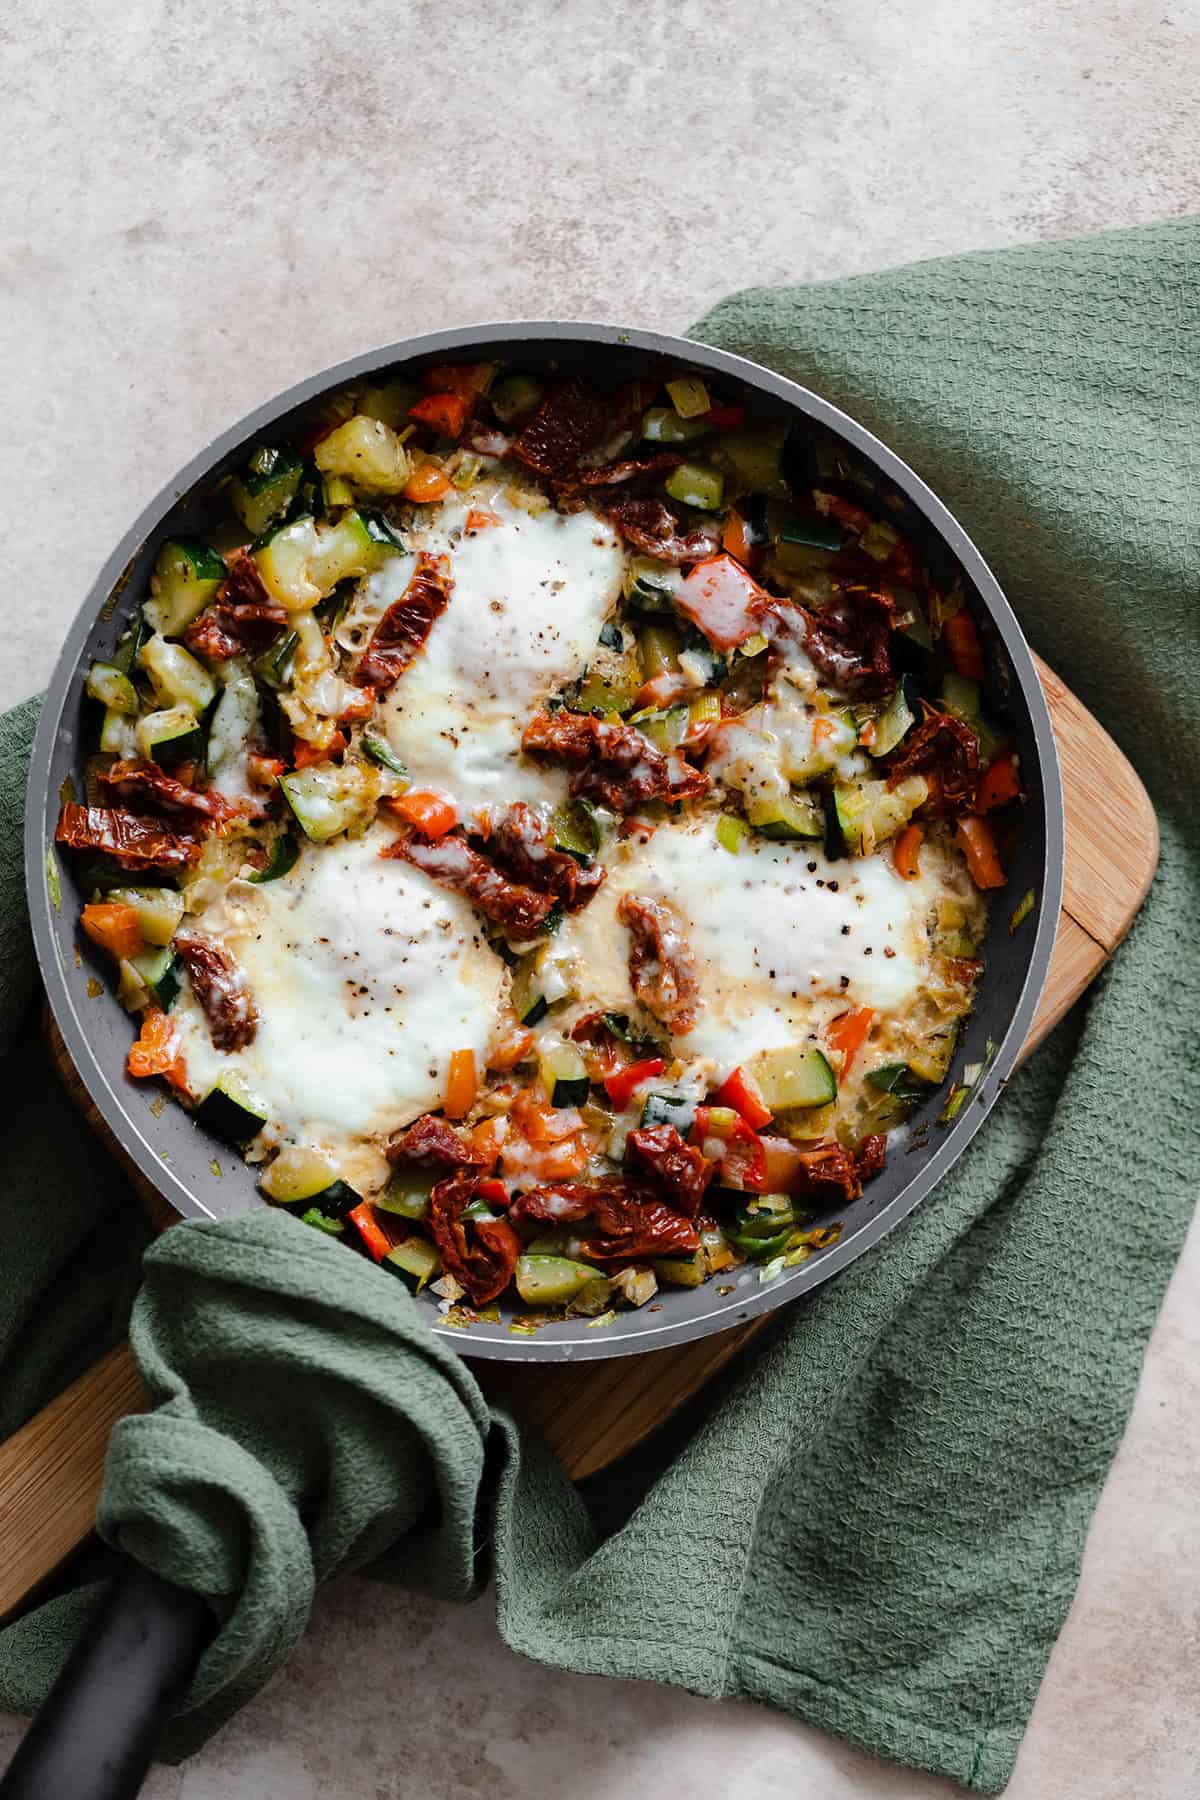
[2,1,1198,1793]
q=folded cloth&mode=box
[2,217,1197,1791]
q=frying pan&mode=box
[5,325,1062,1796]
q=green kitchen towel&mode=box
[2,217,1198,1793]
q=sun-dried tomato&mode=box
[384,830,557,936]
[624,1123,714,1217]
[791,1134,887,1203]
[386,1113,487,1168]
[429,1172,520,1305]
[555,452,685,510]
[356,553,453,691]
[605,495,720,564]
[774,582,896,698]
[617,893,701,1033]
[521,710,707,813]
[886,705,980,813]
[174,933,258,1052]
[506,1179,699,1263]
[479,801,605,910]
[97,761,233,828]
[55,804,201,872]
[508,377,604,478]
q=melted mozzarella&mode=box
[555,814,939,1077]
[358,491,624,814]
[173,827,507,1183]
[707,676,865,813]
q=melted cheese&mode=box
[554,814,940,1078]
[172,827,507,1185]
[707,675,866,813]
[355,490,624,815]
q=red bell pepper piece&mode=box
[692,1106,766,1191]
[976,749,1021,813]
[713,1066,773,1131]
[408,391,470,439]
[347,1202,392,1264]
[604,1057,665,1110]
[942,611,985,682]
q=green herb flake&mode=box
[938,1083,968,1125]
[1009,888,1035,933]
[45,846,62,912]
[209,1158,223,1179]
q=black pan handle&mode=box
[0,1561,210,1800]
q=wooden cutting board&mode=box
[0,653,1158,1622]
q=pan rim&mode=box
[24,319,1064,1362]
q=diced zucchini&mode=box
[653,1248,707,1287]
[111,610,150,676]
[623,556,683,617]
[510,960,549,1027]
[832,774,928,855]
[598,620,624,651]
[139,635,217,715]
[870,677,918,758]
[631,703,688,752]
[258,1146,338,1205]
[107,886,185,945]
[194,1075,268,1145]
[490,371,545,424]
[248,831,299,884]
[515,1254,604,1308]
[313,414,411,493]
[665,375,711,419]
[145,539,226,637]
[664,463,724,511]
[279,765,366,844]
[638,623,682,678]
[384,1237,441,1294]
[86,661,138,715]
[746,790,824,841]
[357,376,420,429]
[941,671,981,718]
[640,406,710,444]
[362,512,406,554]
[361,735,410,782]
[539,1042,590,1108]
[567,1275,616,1317]
[99,707,139,758]
[866,1063,933,1106]
[714,428,788,496]
[253,515,379,612]
[749,1045,837,1110]
[778,513,845,552]
[550,798,600,861]
[859,519,900,561]
[207,667,260,775]
[717,812,750,855]
[573,669,640,714]
[639,1090,698,1131]
[135,706,205,769]
[376,1170,434,1221]
[228,446,304,537]
[131,945,181,1011]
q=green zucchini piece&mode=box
[111,610,150,676]
[490,371,544,424]
[573,670,640,714]
[86,662,138,715]
[207,667,261,776]
[376,1171,434,1221]
[630,703,688,753]
[623,556,681,617]
[228,446,304,538]
[107,885,185,945]
[714,428,788,497]
[299,1208,345,1237]
[639,1091,698,1131]
[361,512,405,553]
[539,1042,590,1108]
[866,1063,934,1109]
[145,539,226,637]
[515,1254,604,1307]
[249,831,299,883]
[194,1076,268,1145]
[640,405,710,444]
[727,1224,794,1261]
[652,1248,708,1288]
[361,735,410,780]
[638,622,682,678]
[510,960,550,1027]
[735,1193,799,1237]
[664,462,724,511]
[357,376,420,429]
[831,775,928,855]
[139,635,216,715]
[384,1237,441,1293]
[135,707,205,769]
[259,1146,339,1206]
[279,766,362,843]
[753,1046,837,1110]
[941,671,981,718]
[746,790,824,842]
[598,620,624,651]
[870,677,919,758]
[550,798,600,862]
[131,945,181,1011]
[778,513,844,552]
[99,707,139,757]
[313,415,410,493]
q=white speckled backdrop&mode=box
[3,2,1199,1794]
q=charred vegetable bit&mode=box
[59,356,1018,1318]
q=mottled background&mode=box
[2,1,1199,1794]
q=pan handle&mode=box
[0,1561,210,1800]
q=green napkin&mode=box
[2,217,1197,1792]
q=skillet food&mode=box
[53,361,1027,1327]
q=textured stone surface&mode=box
[2,0,1199,1794]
